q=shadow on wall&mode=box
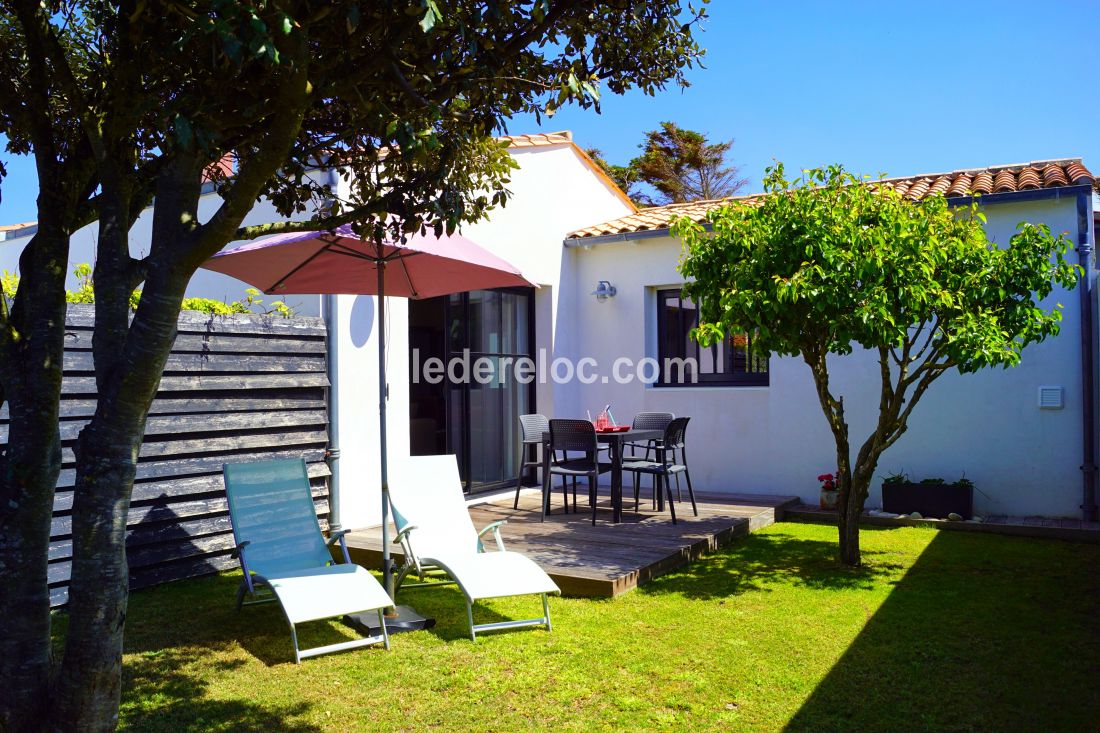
[780,530,1100,733]
[349,295,375,348]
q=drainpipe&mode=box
[323,164,344,532]
[1076,192,1097,521]
[324,293,343,532]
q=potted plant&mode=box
[818,472,839,510]
[881,472,974,519]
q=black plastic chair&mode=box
[625,412,674,461]
[513,414,549,509]
[622,417,697,523]
[544,419,613,525]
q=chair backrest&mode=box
[549,418,598,456]
[223,458,332,579]
[519,413,550,443]
[389,454,480,559]
[633,412,674,431]
[664,417,691,451]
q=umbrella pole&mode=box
[378,259,393,598]
[343,247,435,638]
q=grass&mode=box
[98,523,1099,732]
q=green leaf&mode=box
[420,0,442,32]
[173,115,194,150]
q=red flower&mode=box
[818,472,837,491]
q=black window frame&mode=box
[654,288,769,387]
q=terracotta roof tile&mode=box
[928,175,952,197]
[1042,164,1068,187]
[1017,166,1041,190]
[567,159,1095,240]
[947,173,972,197]
[1066,161,1091,184]
[906,178,931,200]
[972,171,994,194]
[993,169,1017,192]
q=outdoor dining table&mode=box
[540,428,664,523]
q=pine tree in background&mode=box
[634,122,747,204]
[588,122,747,206]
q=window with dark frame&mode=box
[655,288,769,386]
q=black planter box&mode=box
[881,482,973,519]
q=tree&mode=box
[676,164,1079,567]
[585,123,746,206]
[0,2,707,730]
[632,121,746,204]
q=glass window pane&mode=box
[468,290,501,354]
[500,292,529,355]
[447,293,465,354]
[657,288,769,385]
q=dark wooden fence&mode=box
[4,305,331,607]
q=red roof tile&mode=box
[567,159,1095,240]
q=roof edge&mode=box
[565,182,1095,247]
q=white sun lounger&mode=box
[390,454,561,640]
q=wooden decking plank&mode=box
[346,490,797,597]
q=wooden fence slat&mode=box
[64,303,326,336]
[63,351,326,374]
[0,394,327,421]
[60,372,329,394]
[52,498,331,545]
[60,330,326,355]
[6,412,328,444]
[54,448,329,490]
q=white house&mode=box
[563,160,1098,520]
[1,136,1096,526]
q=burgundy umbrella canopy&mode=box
[203,224,533,625]
[203,223,530,297]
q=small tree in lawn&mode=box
[676,165,1080,566]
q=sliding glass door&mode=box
[409,288,534,493]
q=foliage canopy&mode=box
[676,164,1079,564]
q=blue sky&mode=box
[2,1,1097,224]
[509,0,1100,194]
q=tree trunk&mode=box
[836,460,879,567]
[0,225,71,731]
[837,488,863,566]
[49,444,140,732]
[51,271,190,731]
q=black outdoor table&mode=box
[540,428,664,523]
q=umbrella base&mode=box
[344,605,436,635]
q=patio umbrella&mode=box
[202,223,533,622]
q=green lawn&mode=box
[104,523,1100,732]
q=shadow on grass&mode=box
[122,645,321,733]
[783,530,1100,732]
[117,573,363,731]
[640,527,905,600]
[391,578,520,642]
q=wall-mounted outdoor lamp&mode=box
[592,280,617,302]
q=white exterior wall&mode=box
[567,195,1094,518]
[328,144,633,528]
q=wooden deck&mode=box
[345,487,798,597]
